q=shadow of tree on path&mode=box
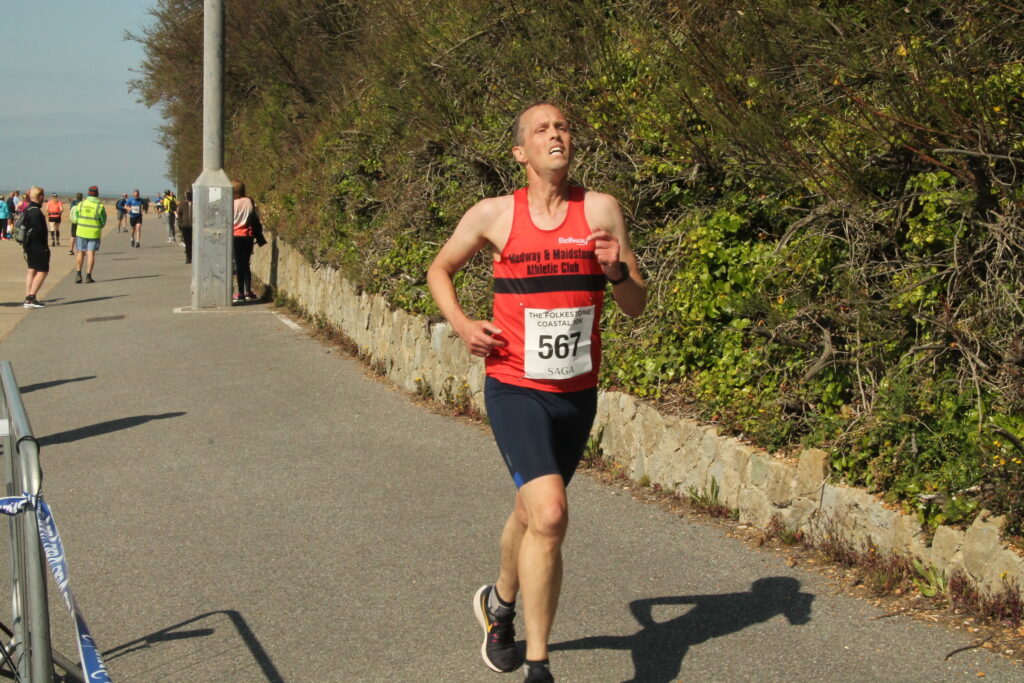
[38,412,186,447]
[19,376,96,394]
[550,577,813,683]
[99,274,161,282]
[57,295,128,306]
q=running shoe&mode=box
[522,661,554,682]
[245,292,258,301]
[23,297,45,309]
[130,239,135,247]
[473,584,520,672]
[232,293,245,304]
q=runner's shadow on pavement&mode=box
[101,610,283,682]
[550,577,813,683]
[19,376,95,394]
[37,412,186,447]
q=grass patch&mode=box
[685,479,738,520]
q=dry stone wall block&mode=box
[765,460,795,506]
[927,525,964,570]
[795,448,829,497]
[963,510,1008,583]
[738,486,773,527]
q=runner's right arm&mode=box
[427,199,508,358]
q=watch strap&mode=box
[608,262,630,285]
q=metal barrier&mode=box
[0,362,83,682]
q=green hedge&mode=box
[135,0,1024,532]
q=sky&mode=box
[3,1,169,198]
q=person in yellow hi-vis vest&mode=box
[74,186,107,284]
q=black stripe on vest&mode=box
[494,273,606,295]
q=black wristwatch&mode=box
[607,262,630,286]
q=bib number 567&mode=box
[538,332,582,360]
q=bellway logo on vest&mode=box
[558,236,588,245]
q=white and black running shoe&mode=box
[473,584,520,672]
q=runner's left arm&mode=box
[586,193,647,318]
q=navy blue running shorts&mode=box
[484,376,598,489]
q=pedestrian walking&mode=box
[231,180,261,303]
[45,192,63,246]
[68,192,83,255]
[0,193,8,240]
[126,189,144,247]
[163,190,177,242]
[20,187,50,308]
[7,191,21,238]
[427,102,647,682]
[74,186,106,283]
[177,190,193,264]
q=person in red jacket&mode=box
[428,103,646,682]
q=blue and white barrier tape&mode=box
[0,494,110,682]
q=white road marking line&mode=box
[274,313,304,331]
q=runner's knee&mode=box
[526,499,568,539]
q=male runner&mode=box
[126,189,144,247]
[427,102,646,682]
[116,193,128,232]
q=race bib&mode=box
[524,306,595,380]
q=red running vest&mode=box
[486,186,606,392]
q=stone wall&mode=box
[252,234,1024,597]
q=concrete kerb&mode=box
[250,232,1024,601]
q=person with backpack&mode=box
[20,187,49,308]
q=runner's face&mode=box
[514,105,572,171]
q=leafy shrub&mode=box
[135,0,1024,532]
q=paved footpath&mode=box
[0,227,1020,682]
